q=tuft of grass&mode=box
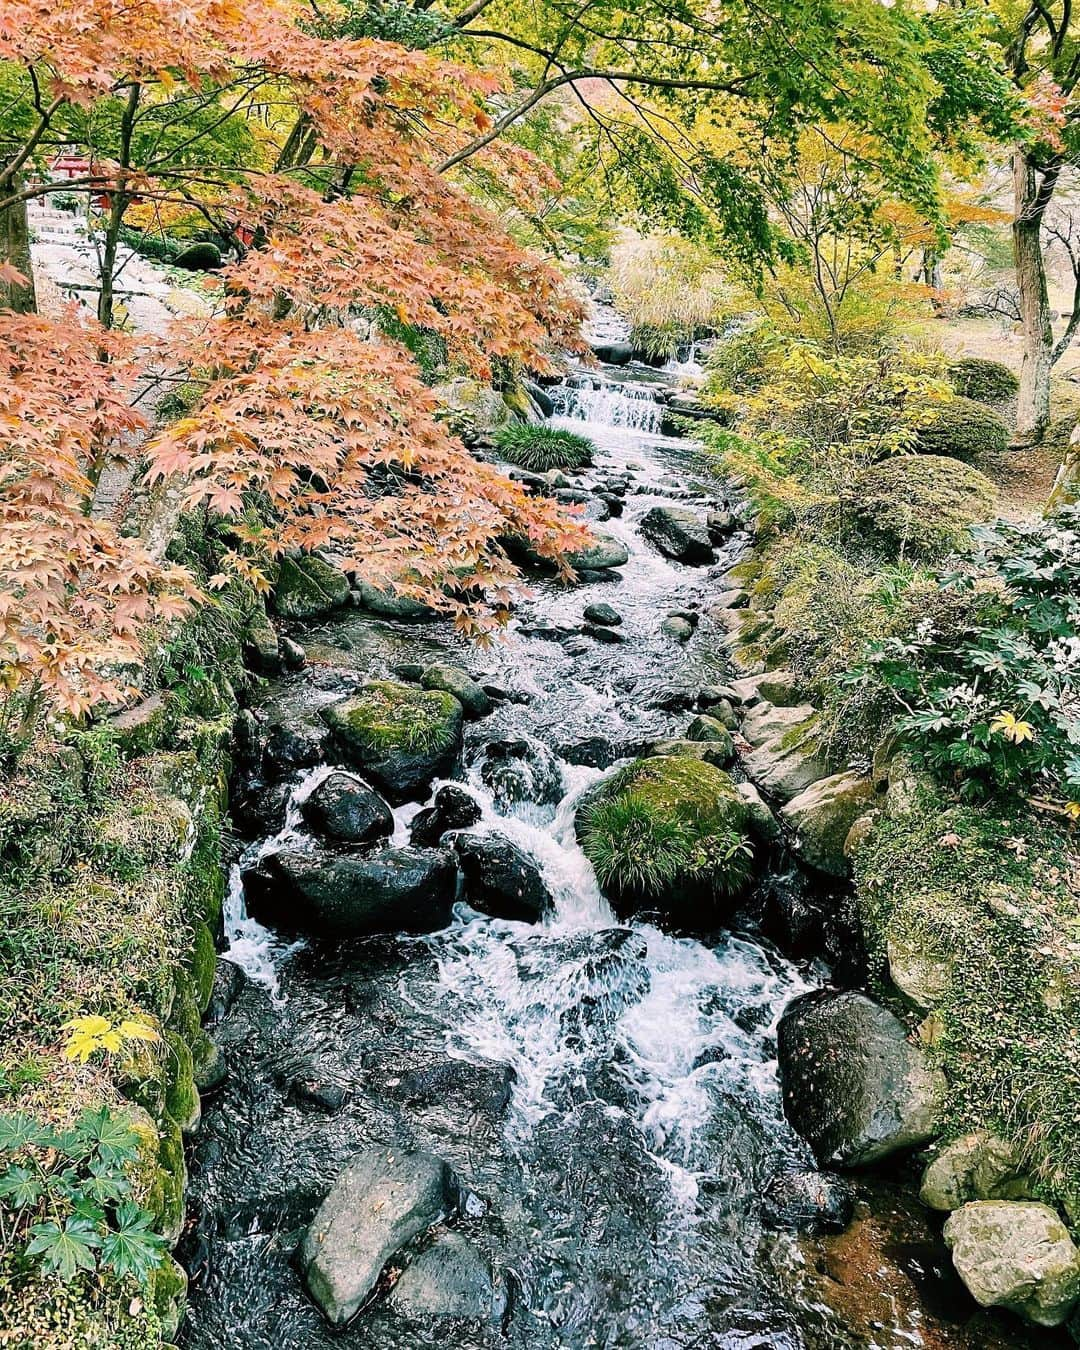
[495,421,595,473]
[341,682,458,756]
[581,793,692,894]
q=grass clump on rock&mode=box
[844,454,996,561]
[577,754,753,909]
[916,396,1009,462]
[947,357,1019,406]
[327,681,459,756]
[494,421,595,473]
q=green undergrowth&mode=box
[494,421,596,473]
[854,777,1080,1218]
[0,515,248,1348]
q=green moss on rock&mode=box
[188,919,217,1012]
[844,454,996,561]
[916,396,1009,462]
[271,554,350,619]
[163,1030,200,1135]
[322,681,461,758]
[577,755,753,909]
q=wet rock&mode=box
[287,1066,349,1113]
[248,845,457,937]
[645,683,698,711]
[279,636,306,670]
[736,781,782,845]
[778,990,944,1168]
[661,615,694,642]
[300,771,394,845]
[205,960,246,1027]
[233,708,262,768]
[568,531,629,572]
[590,340,633,365]
[556,735,650,769]
[780,772,876,876]
[264,719,328,772]
[243,609,282,673]
[944,1201,1080,1327]
[353,579,434,620]
[761,1168,856,1235]
[389,1232,503,1322]
[586,623,625,644]
[477,737,562,812]
[320,682,464,804]
[421,664,493,719]
[695,693,737,727]
[391,662,425,683]
[232,779,290,836]
[596,492,624,517]
[300,1147,459,1326]
[920,1132,1031,1212]
[271,554,350,619]
[686,714,735,759]
[640,506,714,564]
[707,508,735,542]
[583,602,622,627]
[410,784,482,847]
[391,1060,514,1115]
[454,830,552,922]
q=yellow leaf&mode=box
[990,711,1036,744]
[118,1020,159,1044]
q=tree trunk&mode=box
[1013,148,1056,445]
[0,169,36,313]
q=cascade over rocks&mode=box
[300,1147,460,1326]
[777,990,945,1168]
[454,830,553,922]
[246,845,457,936]
[640,506,714,563]
[477,737,562,812]
[299,771,393,846]
[320,681,464,803]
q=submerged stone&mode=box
[389,1232,503,1322]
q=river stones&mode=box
[388,1232,503,1322]
[944,1201,1080,1327]
[780,772,876,876]
[477,736,562,813]
[410,784,482,847]
[247,845,456,936]
[299,771,393,845]
[761,1167,856,1235]
[568,531,629,572]
[271,554,350,619]
[661,615,694,642]
[777,990,945,1168]
[320,681,464,804]
[352,579,435,620]
[920,1132,1030,1212]
[420,663,493,719]
[300,1147,459,1326]
[646,737,733,771]
[454,830,553,922]
[264,718,329,772]
[640,506,713,564]
[583,602,622,626]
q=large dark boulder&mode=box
[320,681,464,804]
[246,845,457,936]
[300,1147,459,1325]
[264,718,328,772]
[454,830,552,921]
[271,554,350,619]
[410,784,483,847]
[761,1168,856,1235]
[300,771,393,845]
[477,737,563,813]
[640,506,713,564]
[777,990,945,1168]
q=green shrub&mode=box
[844,454,996,561]
[947,357,1019,406]
[847,506,1080,806]
[577,755,753,903]
[916,396,1008,461]
[494,422,595,473]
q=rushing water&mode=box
[180,368,1044,1350]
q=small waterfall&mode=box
[552,378,663,434]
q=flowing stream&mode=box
[180,365,1035,1349]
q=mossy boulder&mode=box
[163,1029,200,1134]
[844,455,996,561]
[916,396,1009,462]
[947,357,1019,406]
[271,554,350,619]
[575,754,754,915]
[320,681,464,803]
[172,240,221,271]
[780,771,876,876]
[432,376,509,446]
